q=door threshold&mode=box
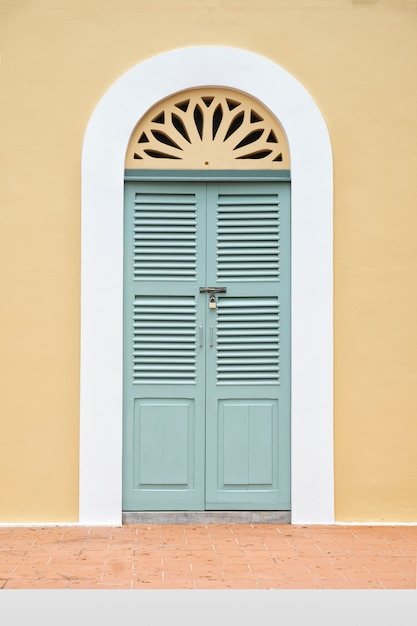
[122,511,291,524]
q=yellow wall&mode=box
[0,0,416,522]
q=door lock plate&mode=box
[199,287,227,294]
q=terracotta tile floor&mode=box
[0,524,416,590]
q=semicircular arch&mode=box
[80,46,334,525]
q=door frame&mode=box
[80,46,334,524]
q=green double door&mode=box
[123,179,290,511]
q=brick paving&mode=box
[0,524,416,590]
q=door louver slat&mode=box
[216,296,280,385]
[132,296,197,384]
[133,192,197,280]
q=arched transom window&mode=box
[125,88,290,170]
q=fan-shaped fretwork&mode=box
[125,88,290,170]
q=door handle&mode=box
[209,325,214,348]
[198,325,203,348]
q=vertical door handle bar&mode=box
[198,325,203,348]
[209,325,214,348]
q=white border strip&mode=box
[80,46,334,524]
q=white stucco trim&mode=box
[80,46,334,524]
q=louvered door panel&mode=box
[205,181,290,510]
[123,182,206,511]
[216,192,280,281]
[216,296,280,385]
[132,295,197,384]
[133,192,197,281]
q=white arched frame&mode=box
[80,46,334,524]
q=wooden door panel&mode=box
[123,182,206,510]
[205,182,290,510]
[123,180,290,511]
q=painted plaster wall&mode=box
[0,0,416,523]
